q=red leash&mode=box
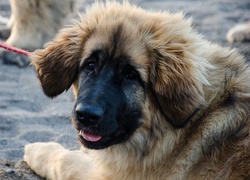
[0,40,30,56]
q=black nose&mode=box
[75,103,103,126]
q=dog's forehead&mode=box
[80,22,150,81]
[83,21,149,61]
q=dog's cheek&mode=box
[124,83,145,109]
[121,84,145,128]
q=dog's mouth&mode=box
[72,109,142,149]
[77,127,128,149]
[79,130,102,142]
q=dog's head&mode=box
[30,2,211,150]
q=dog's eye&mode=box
[125,71,137,81]
[86,61,96,72]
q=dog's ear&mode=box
[150,46,210,128]
[29,25,89,97]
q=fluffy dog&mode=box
[24,2,250,179]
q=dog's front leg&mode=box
[24,142,93,180]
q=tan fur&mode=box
[5,0,79,51]
[24,2,250,179]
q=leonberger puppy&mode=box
[24,1,250,179]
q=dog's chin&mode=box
[78,129,129,149]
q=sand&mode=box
[0,0,249,179]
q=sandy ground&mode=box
[0,0,249,179]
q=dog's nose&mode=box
[75,103,103,126]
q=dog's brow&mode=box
[91,49,104,59]
[81,49,104,64]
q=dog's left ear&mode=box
[150,47,209,128]
[29,25,89,98]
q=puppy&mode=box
[24,2,250,179]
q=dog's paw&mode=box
[24,142,64,178]
[226,23,250,43]
[0,49,29,67]
[24,142,91,179]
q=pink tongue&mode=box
[81,130,102,142]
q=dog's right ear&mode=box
[29,25,90,97]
